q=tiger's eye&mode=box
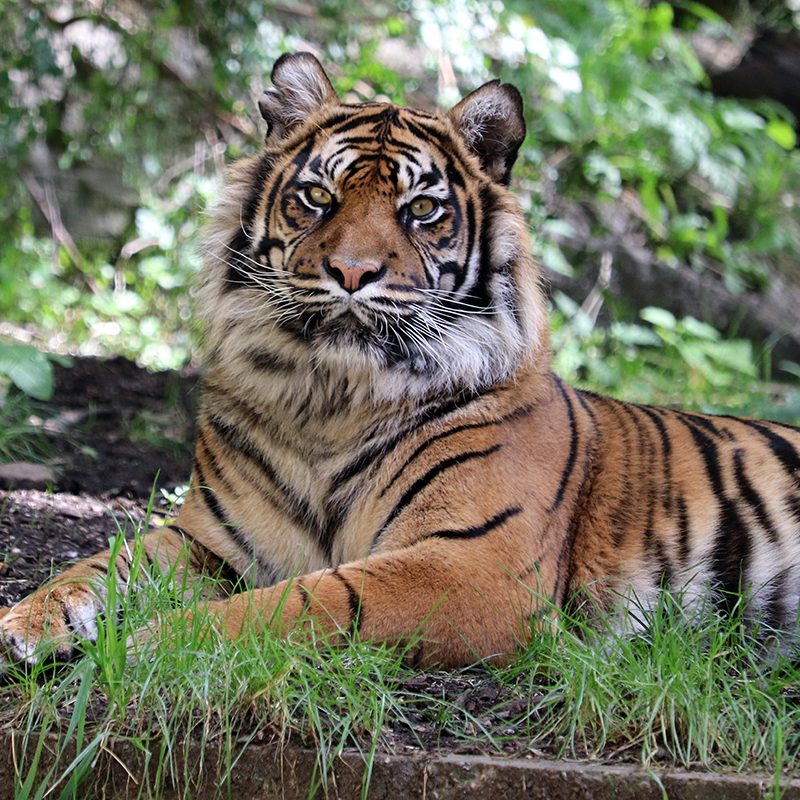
[307,186,332,207]
[409,197,436,219]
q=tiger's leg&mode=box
[170,537,554,669]
[0,525,229,668]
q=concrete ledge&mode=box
[1,735,797,799]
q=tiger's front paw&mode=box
[0,583,105,670]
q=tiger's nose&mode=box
[325,258,385,293]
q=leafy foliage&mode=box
[0,0,798,403]
[485,1,800,291]
[551,296,800,420]
[0,344,55,400]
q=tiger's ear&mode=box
[258,52,338,143]
[447,81,526,185]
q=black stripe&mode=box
[403,117,456,153]
[425,505,522,541]
[254,135,316,258]
[330,389,483,490]
[197,430,237,496]
[192,461,276,580]
[573,389,598,424]
[380,407,533,499]
[330,109,396,134]
[372,444,502,550]
[556,459,596,608]
[788,495,800,524]
[222,154,275,293]
[652,539,673,589]
[332,569,362,635]
[721,414,800,434]
[677,417,752,607]
[556,516,582,610]
[618,404,659,556]
[675,410,728,439]
[763,571,789,631]
[635,405,674,514]
[622,405,672,585]
[404,117,483,185]
[713,498,752,608]
[735,419,800,483]
[166,524,242,586]
[243,347,295,374]
[675,495,691,568]
[194,459,235,530]
[601,398,636,548]
[205,414,326,551]
[254,236,287,257]
[455,195,476,294]
[203,383,308,457]
[224,229,259,291]
[732,449,779,544]
[677,417,726,497]
[761,419,800,433]
[316,108,363,129]
[242,153,275,227]
[553,389,601,609]
[548,376,579,513]
[473,184,497,309]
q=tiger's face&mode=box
[251,105,488,364]
[201,54,548,401]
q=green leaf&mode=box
[541,242,575,277]
[638,178,664,227]
[0,343,54,400]
[779,361,800,380]
[680,316,720,341]
[640,307,676,330]
[543,110,576,143]
[720,108,764,133]
[609,322,661,347]
[765,119,796,150]
[704,339,755,376]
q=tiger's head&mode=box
[200,53,549,404]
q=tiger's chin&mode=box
[272,303,514,401]
[280,307,440,391]
[291,306,378,348]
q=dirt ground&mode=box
[0,357,196,607]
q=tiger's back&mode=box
[1,52,799,671]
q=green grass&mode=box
[1,529,417,798]
[0,392,51,465]
[3,519,800,798]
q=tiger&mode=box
[2,51,800,672]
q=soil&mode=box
[0,357,197,607]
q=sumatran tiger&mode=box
[2,52,800,671]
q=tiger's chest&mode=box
[221,401,528,583]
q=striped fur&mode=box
[2,53,800,670]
